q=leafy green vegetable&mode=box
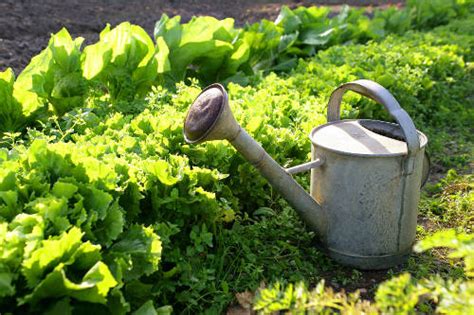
[22,227,98,287]
[155,15,236,83]
[14,28,86,116]
[21,261,117,305]
[0,68,26,133]
[108,225,162,281]
[0,1,470,133]
[0,3,472,314]
[82,22,170,101]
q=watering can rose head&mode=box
[184,80,429,270]
[184,86,224,143]
[184,84,241,145]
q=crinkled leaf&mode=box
[154,14,182,49]
[0,68,26,132]
[293,6,331,25]
[161,16,236,81]
[0,272,15,297]
[109,225,162,280]
[51,181,79,199]
[82,22,167,101]
[275,6,302,34]
[14,28,85,116]
[44,297,73,315]
[0,190,19,220]
[28,196,70,232]
[21,261,117,305]
[7,214,45,264]
[49,28,84,72]
[143,159,179,186]
[94,201,125,246]
[82,187,113,220]
[21,227,100,287]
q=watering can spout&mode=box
[184,84,326,236]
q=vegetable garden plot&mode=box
[0,1,473,314]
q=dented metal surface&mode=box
[183,80,429,270]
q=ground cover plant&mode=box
[0,1,473,314]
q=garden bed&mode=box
[0,1,472,314]
[0,0,402,73]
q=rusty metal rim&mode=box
[310,119,428,158]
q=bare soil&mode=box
[0,0,402,74]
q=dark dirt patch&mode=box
[0,0,403,74]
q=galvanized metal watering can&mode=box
[183,79,429,270]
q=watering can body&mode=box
[183,79,429,270]
[305,80,428,269]
[310,121,427,269]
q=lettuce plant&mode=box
[154,14,237,83]
[0,69,26,133]
[82,22,170,102]
[13,28,86,117]
[0,3,472,314]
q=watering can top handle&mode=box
[327,79,420,173]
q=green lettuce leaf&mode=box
[133,300,172,315]
[155,15,236,82]
[275,5,302,33]
[14,28,85,116]
[0,214,45,298]
[0,68,27,132]
[82,22,169,101]
[143,159,180,186]
[22,227,97,287]
[0,271,15,297]
[21,261,117,305]
[108,225,162,281]
[154,14,182,49]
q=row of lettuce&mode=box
[1,0,472,135]
[0,9,473,313]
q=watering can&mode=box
[183,79,429,270]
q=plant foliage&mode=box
[0,1,472,314]
[254,230,474,314]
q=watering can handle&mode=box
[327,79,420,174]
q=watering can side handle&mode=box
[327,79,421,174]
[286,157,325,175]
